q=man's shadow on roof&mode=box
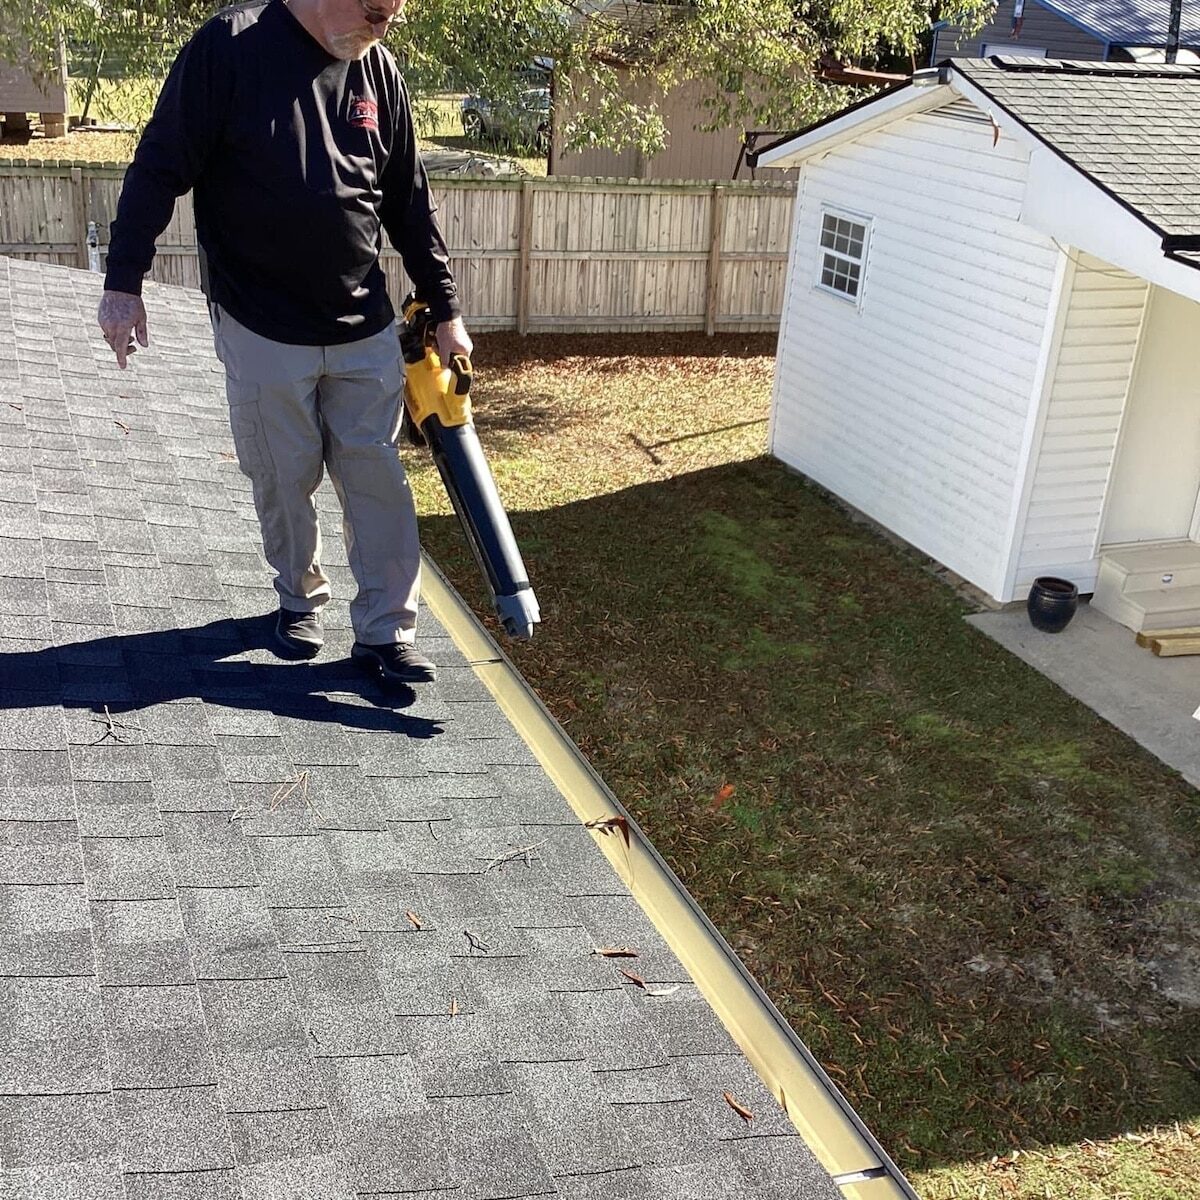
[0,612,444,739]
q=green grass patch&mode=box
[411,331,1200,1199]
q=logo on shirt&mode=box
[349,96,379,131]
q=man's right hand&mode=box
[97,290,149,370]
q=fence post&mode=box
[705,184,725,337]
[69,167,89,270]
[516,180,534,335]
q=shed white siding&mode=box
[1012,255,1149,591]
[770,100,1062,598]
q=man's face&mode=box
[326,0,406,59]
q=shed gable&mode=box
[771,101,1062,598]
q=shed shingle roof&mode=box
[954,57,1200,242]
[0,257,843,1200]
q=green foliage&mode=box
[4,0,993,153]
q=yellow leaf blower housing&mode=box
[399,296,540,641]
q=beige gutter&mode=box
[422,554,918,1200]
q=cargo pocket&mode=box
[225,382,272,480]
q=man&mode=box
[97,0,471,686]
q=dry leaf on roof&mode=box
[618,967,679,997]
[449,996,458,1016]
[723,1092,753,1122]
[405,909,424,929]
[592,945,639,958]
[114,419,131,435]
[584,814,630,849]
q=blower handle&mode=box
[448,353,473,396]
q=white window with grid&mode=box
[816,210,870,303]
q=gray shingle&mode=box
[122,1170,242,1200]
[90,898,195,986]
[75,781,164,839]
[115,1085,235,1173]
[1,750,71,789]
[955,60,1200,240]
[0,1157,125,1200]
[503,1059,641,1175]
[433,1091,558,1199]
[270,905,361,951]
[0,1093,119,1169]
[0,820,83,885]
[283,948,408,1056]
[237,1155,355,1200]
[319,1055,456,1194]
[101,984,218,1089]
[246,836,346,908]
[198,977,327,1112]
[0,787,76,825]
[0,976,108,1093]
[83,837,176,902]
[161,812,259,887]
[177,886,285,980]
[70,745,151,784]
[227,1106,337,1166]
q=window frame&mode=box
[814,207,872,307]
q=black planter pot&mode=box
[1027,576,1079,633]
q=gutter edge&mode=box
[420,552,918,1198]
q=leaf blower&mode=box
[399,295,541,641]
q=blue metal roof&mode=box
[1039,0,1200,45]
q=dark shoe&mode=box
[351,640,437,686]
[274,607,323,659]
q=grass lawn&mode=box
[407,332,1200,1200]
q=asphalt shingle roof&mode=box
[1040,0,1200,45]
[0,256,842,1200]
[954,57,1200,239]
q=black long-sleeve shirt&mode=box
[104,0,460,345]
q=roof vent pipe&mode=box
[912,65,951,86]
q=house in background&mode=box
[551,74,769,180]
[933,0,1200,63]
[0,39,68,138]
[750,58,1200,633]
[548,0,906,180]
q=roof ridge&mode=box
[967,53,1200,79]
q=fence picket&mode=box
[0,165,794,333]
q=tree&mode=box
[3,0,992,155]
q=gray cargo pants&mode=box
[209,304,421,646]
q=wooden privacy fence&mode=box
[0,161,795,333]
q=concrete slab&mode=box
[969,600,1200,789]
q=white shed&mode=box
[751,57,1200,633]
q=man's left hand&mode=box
[436,316,473,365]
